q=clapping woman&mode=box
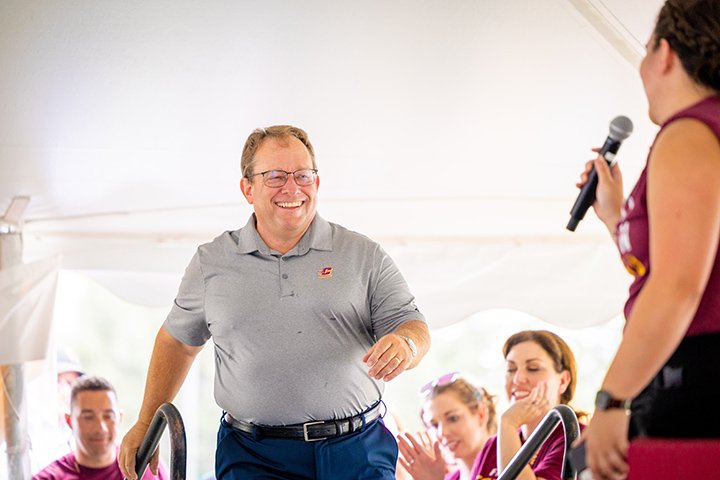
[398,373,496,480]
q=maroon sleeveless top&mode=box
[617,96,720,336]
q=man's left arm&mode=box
[363,319,430,381]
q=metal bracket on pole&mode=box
[0,196,31,234]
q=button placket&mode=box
[279,256,294,297]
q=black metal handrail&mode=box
[497,404,580,480]
[131,403,187,480]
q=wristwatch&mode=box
[399,335,417,358]
[594,390,631,411]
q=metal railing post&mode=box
[131,403,186,480]
[498,405,580,480]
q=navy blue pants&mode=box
[216,417,398,479]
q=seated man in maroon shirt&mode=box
[34,375,166,480]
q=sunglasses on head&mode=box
[418,372,461,396]
[419,372,488,400]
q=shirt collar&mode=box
[235,213,333,256]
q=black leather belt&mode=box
[223,402,382,442]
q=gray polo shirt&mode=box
[164,214,425,425]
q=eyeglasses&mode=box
[419,371,461,397]
[246,168,318,188]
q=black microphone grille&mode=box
[609,115,634,141]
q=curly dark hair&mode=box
[653,0,720,91]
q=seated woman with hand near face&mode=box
[473,330,585,480]
[397,373,496,480]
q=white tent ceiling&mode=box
[1,0,664,328]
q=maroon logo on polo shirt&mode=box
[318,267,333,278]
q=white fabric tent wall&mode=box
[2,0,662,326]
[0,257,59,364]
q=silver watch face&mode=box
[402,336,417,357]
[595,390,629,410]
[595,390,612,409]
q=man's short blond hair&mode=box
[241,125,316,178]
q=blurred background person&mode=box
[56,348,85,450]
[26,348,88,474]
[33,375,167,480]
[398,372,496,480]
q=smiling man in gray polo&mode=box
[119,125,430,480]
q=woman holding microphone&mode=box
[578,1,720,478]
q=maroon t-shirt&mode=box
[469,423,585,480]
[33,451,166,480]
[617,95,720,336]
[445,470,461,480]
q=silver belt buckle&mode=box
[302,421,327,442]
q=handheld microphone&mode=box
[566,115,634,231]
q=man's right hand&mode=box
[118,327,202,479]
[119,420,157,480]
